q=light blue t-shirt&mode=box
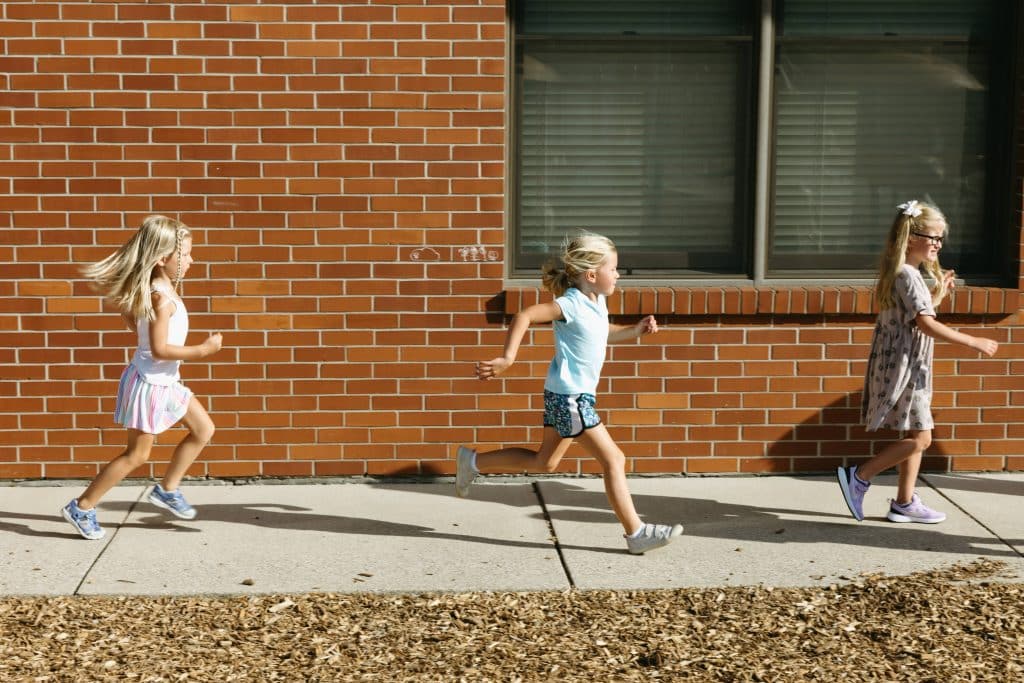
[544,288,609,395]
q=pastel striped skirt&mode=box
[114,364,193,434]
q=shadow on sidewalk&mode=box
[0,489,630,555]
[2,479,1018,559]
[375,479,1023,560]
[921,473,1024,496]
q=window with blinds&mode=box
[512,1,754,275]
[770,0,1001,275]
[510,0,1013,281]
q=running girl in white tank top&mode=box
[62,216,223,540]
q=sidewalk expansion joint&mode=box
[73,487,146,595]
[924,476,1023,560]
[532,482,576,589]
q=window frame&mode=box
[505,0,1022,288]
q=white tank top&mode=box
[130,282,189,386]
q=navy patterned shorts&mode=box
[543,390,601,438]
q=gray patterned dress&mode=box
[861,264,936,432]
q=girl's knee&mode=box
[909,431,931,452]
[599,448,626,473]
[192,419,215,445]
[124,448,151,469]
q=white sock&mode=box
[627,524,647,538]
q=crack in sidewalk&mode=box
[73,487,147,595]
[922,475,1023,559]
[532,481,576,589]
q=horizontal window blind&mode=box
[771,0,996,274]
[781,0,996,37]
[772,45,989,270]
[521,0,748,36]
[516,45,751,273]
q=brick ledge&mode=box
[504,286,1023,317]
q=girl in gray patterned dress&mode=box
[837,201,998,524]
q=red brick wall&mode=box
[505,287,1023,475]
[1,1,1022,480]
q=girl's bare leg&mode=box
[576,424,643,535]
[895,445,925,505]
[474,426,575,474]
[161,397,215,491]
[856,429,931,504]
[77,430,155,510]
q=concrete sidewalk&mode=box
[1,474,1021,596]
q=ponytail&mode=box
[541,231,616,297]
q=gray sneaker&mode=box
[455,446,478,498]
[626,523,683,555]
[61,499,105,540]
[148,484,197,520]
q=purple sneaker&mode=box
[886,493,946,524]
[837,465,870,521]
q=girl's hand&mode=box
[476,357,511,380]
[942,269,957,291]
[202,332,223,357]
[636,315,659,337]
[971,336,998,357]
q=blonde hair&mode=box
[83,215,191,322]
[874,201,950,310]
[541,231,616,297]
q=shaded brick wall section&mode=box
[1,1,1022,480]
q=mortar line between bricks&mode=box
[922,476,1023,560]
[73,487,147,595]
[532,481,576,589]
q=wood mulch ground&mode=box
[1,559,1020,682]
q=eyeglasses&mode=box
[910,231,944,246]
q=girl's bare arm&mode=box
[608,315,658,343]
[916,314,998,357]
[148,292,223,361]
[476,301,563,379]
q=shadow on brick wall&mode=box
[774,390,963,475]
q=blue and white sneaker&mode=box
[148,483,197,520]
[837,465,871,521]
[61,499,105,540]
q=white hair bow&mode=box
[897,200,922,218]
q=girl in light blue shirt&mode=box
[456,232,683,555]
